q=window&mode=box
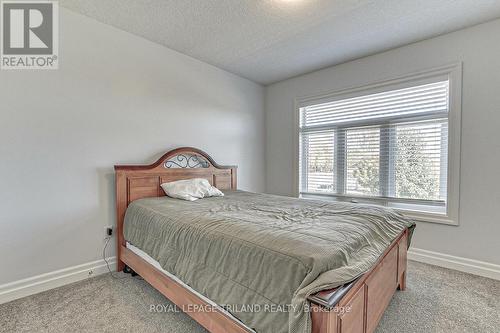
[297,68,462,223]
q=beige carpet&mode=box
[1,261,499,333]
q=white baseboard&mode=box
[0,257,116,305]
[408,248,500,281]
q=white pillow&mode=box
[160,178,224,201]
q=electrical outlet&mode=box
[104,226,113,238]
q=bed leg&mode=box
[398,271,406,291]
[117,259,125,272]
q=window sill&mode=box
[396,209,458,226]
[299,193,458,226]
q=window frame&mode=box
[293,63,462,225]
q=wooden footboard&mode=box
[310,229,408,333]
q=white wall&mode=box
[265,19,500,265]
[0,9,265,285]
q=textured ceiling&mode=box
[60,0,500,84]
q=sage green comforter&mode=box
[124,190,415,333]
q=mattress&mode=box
[123,190,415,333]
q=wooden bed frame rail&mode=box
[115,147,408,333]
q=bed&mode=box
[115,147,414,333]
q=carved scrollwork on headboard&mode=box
[164,154,210,169]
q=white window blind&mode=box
[299,80,449,212]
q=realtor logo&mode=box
[1,1,58,69]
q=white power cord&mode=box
[103,236,128,279]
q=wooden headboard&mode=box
[114,147,237,271]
